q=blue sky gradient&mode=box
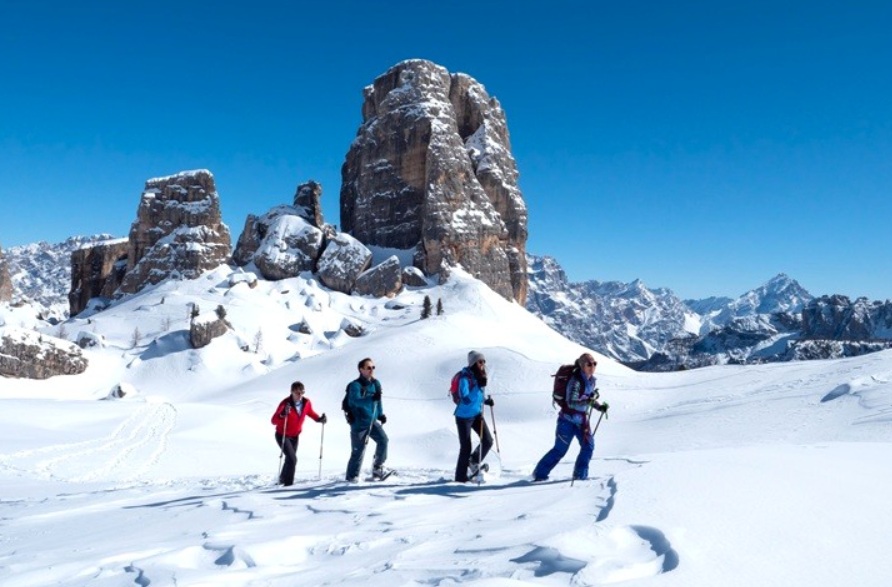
[1,1,890,300]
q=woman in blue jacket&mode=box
[454,351,494,482]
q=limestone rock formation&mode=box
[189,307,230,349]
[316,233,372,294]
[69,239,129,316]
[293,180,325,229]
[232,205,324,280]
[802,295,892,341]
[0,242,12,303]
[119,170,231,294]
[340,59,528,303]
[353,256,403,298]
[0,327,88,379]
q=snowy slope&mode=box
[1,266,891,587]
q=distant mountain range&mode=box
[526,254,892,369]
[3,238,890,369]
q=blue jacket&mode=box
[453,367,485,419]
[561,372,597,425]
[347,376,383,431]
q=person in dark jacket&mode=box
[454,350,494,482]
[533,353,608,482]
[345,357,390,482]
[271,381,326,486]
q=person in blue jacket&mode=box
[345,357,390,482]
[533,353,609,482]
[454,350,494,482]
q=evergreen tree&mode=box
[436,298,444,316]
[421,295,432,319]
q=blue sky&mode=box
[2,1,890,300]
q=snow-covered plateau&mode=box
[1,266,891,586]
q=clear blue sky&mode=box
[2,1,890,301]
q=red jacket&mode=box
[271,397,321,436]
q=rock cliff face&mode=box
[802,295,892,340]
[0,242,12,303]
[0,328,88,379]
[69,239,129,316]
[340,60,528,303]
[119,170,231,294]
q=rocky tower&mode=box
[0,241,12,302]
[340,60,528,303]
[68,239,130,316]
[119,170,231,294]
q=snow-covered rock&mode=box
[0,326,88,379]
[316,233,372,294]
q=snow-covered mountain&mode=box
[2,262,891,587]
[525,255,700,363]
[692,272,813,334]
[4,234,117,321]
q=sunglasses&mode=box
[584,361,597,367]
[477,360,486,365]
[363,365,376,370]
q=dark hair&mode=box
[290,381,305,392]
[358,358,373,370]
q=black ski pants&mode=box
[455,413,493,482]
[275,433,300,486]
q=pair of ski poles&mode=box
[278,405,326,482]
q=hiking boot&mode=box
[469,463,489,477]
[346,476,359,484]
[372,467,392,481]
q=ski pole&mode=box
[477,412,485,486]
[277,404,290,481]
[365,402,379,446]
[318,420,325,481]
[488,395,501,454]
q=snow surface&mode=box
[1,267,891,586]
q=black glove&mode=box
[596,402,610,413]
[377,414,387,424]
[483,396,494,407]
[278,407,289,419]
[372,390,382,401]
[319,413,327,424]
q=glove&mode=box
[278,407,289,419]
[372,390,382,401]
[377,414,387,424]
[484,396,494,407]
[319,413,327,424]
[596,402,610,413]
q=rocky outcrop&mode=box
[316,233,372,293]
[232,205,324,280]
[189,307,230,349]
[69,239,129,316]
[340,59,528,303]
[119,170,231,294]
[353,255,403,297]
[0,327,88,379]
[802,295,892,340]
[0,242,12,303]
[293,180,325,228]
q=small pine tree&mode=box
[436,298,444,316]
[253,329,264,354]
[131,327,141,349]
[190,304,200,319]
[421,295,432,319]
[215,304,227,320]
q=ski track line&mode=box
[0,403,177,483]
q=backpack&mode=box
[341,384,354,424]
[342,379,380,423]
[449,370,470,405]
[551,364,578,409]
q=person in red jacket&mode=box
[271,381,327,486]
